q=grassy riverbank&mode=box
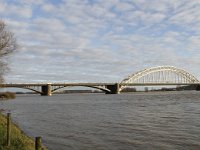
[0,113,35,150]
[0,92,16,100]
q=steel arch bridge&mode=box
[120,66,199,91]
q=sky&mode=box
[0,0,200,83]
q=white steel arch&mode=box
[121,66,199,85]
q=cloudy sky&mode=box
[0,0,200,83]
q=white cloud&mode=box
[19,0,45,5]
[0,1,6,12]
[114,1,135,12]
[41,3,56,13]
[1,0,200,82]
[0,2,33,18]
[34,18,66,32]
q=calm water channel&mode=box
[1,91,200,150]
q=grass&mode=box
[0,113,36,150]
[0,92,16,100]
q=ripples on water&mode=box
[1,91,200,150]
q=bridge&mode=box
[1,66,200,96]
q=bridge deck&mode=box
[1,82,200,88]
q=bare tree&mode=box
[0,20,17,83]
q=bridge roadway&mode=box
[1,82,200,96]
[0,83,120,96]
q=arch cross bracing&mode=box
[120,66,199,90]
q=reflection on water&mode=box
[1,91,200,150]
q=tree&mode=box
[0,20,17,83]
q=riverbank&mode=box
[0,92,16,100]
[0,113,35,150]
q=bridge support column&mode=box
[196,85,200,91]
[41,84,52,96]
[106,83,119,94]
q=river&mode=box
[0,91,200,150]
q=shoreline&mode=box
[0,112,45,149]
[0,92,16,100]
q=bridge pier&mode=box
[196,85,200,91]
[106,83,119,94]
[41,84,52,96]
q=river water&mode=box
[0,91,200,150]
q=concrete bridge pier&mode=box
[106,83,119,94]
[41,84,52,96]
[196,85,200,91]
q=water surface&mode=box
[1,91,200,150]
